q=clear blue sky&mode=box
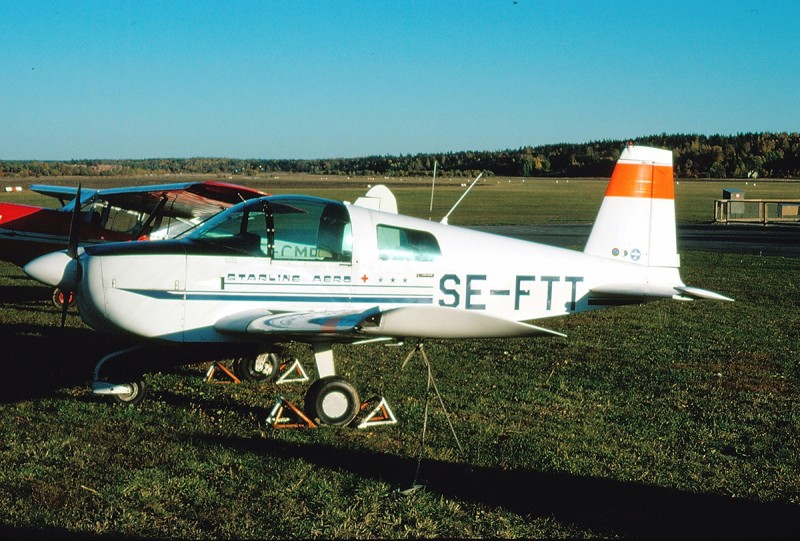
[1,1,797,160]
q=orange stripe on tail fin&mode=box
[604,162,674,199]
[584,145,679,268]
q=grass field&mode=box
[3,173,800,225]
[1,177,799,539]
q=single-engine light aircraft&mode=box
[0,180,266,266]
[24,145,732,426]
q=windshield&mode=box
[182,199,268,256]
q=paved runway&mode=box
[475,224,800,258]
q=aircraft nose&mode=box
[24,251,79,289]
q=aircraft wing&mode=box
[31,181,266,219]
[214,307,385,341]
[214,305,566,340]
[30,185,99,206]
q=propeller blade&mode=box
[67,184,82,258]
[61,184,82,327]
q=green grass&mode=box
[1,253,799,539]
[1,176,799,538]
[3,174,800,225]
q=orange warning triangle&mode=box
[267,397,317,429]
[276,358,309,384]
[357,396,397,429]
[205,361,241,384]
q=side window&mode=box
[85,200,144,235]
[272,199,352,262]
[377,225,441,262]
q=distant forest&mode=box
[2,132,799,180]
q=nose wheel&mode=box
[110,379,148,405]
[51,287,75,308]
[304,376,360,426]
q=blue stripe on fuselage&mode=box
[120,289,433,304]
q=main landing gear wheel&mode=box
[110,379,148,406]
[304,376,360,426]
[233,352,279,382]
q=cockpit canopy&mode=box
[184,196,352,261]
[183,194,443,263]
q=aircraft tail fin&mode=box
[584,144,679,268]
[353,185,398,214]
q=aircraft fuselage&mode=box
[69,195,680,342]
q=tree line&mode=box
[2,132,798,180]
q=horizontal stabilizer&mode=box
[361,306,567,339]
[591,283,734,302]
[591,283,683,299]
[674,286,734,302]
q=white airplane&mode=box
[24,144,732,425]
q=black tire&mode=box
[52,288,75,308]
[233,352,279,382]
[304,376,360,426]
[110,379,147,406]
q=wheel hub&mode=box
[253,353,274,375]
[321,391,349,419]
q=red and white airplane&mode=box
[24,144,732,425]
[0,180,266,266]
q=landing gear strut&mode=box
[91,346,149,405]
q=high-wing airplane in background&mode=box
[0,180,267,266]
[24,145,733,426]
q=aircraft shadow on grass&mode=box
[201,433,800,540]
[0,317,256,404]
[0,323,136,403]
[0,282,53,305]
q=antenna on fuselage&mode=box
[440,172,483,225]
[428,160,437,219]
